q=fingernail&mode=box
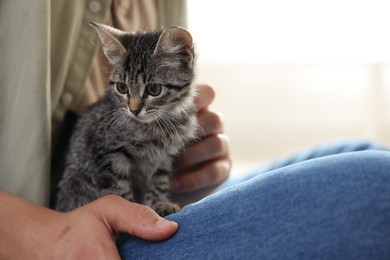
[155,219,177,230]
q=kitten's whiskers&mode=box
[108,113,126,132]
[102,108,127,133]
[162,109,197,141]
[100,108,125,120]
[159,115,185,149]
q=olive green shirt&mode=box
[0,0,186,206]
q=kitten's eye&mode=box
[146,83,162,96]
[116,82,128,94]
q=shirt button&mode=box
[88,0,102,13]
[61,92,74,106]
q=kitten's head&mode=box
[91,23,195,124]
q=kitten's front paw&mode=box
[153,202,180,217]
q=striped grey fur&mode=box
[55,23,197,216]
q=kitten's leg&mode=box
[146,169,180,217]
[97,171,136,202]
[55,169,100,211]
[95,152,140,202]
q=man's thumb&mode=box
[91,195,178,241]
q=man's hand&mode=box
[0,191,178,260]
[172,84,232,205]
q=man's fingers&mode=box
[172,158,232,193]
[195,84,215,112]
[175,134,229,171]
[197,110,224,138]
[89,195,178,241]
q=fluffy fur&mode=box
[55,23,197,216]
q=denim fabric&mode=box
[118,140,390,259]
[217,138,388,191]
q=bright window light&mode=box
[187,0,390,64]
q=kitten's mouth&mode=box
[127,111,154,124]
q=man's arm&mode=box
[0,190,178,259]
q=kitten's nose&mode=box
[130,108,142,116]
[129,100,142,116]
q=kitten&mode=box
[55,23,197,216]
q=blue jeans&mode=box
[118,139,390,259]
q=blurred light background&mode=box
[187,0,390,173]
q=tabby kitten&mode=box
[55,23,197,216]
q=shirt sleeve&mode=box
[0,0,53,205]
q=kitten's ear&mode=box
[153,26,195,68]
[90,22,126,65]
